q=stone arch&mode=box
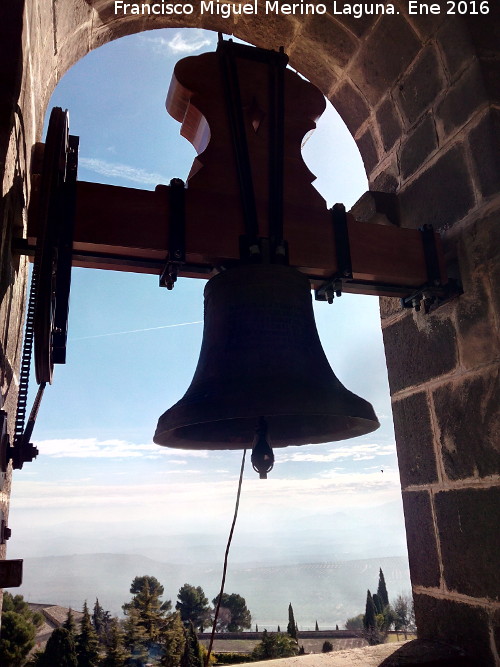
[1,2,499,663]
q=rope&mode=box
[205,449,247,666]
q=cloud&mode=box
[279,442,395,464]
[34,438,209,460]
[143,30,213,55]
[11,468,401,516]
[79,157,168,186]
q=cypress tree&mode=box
[377,568,389,607]
[277,625,281,632]
[363,590,376,630]
[180,622,202,667]
[315,620,319,632]
[372,593,383,615]
[76,601,100,667]
[287,603,297,640]
[64,609,77,635]
[41,627,78,667]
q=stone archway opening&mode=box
[10,28,409,630]
[2,2,499,662]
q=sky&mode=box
[8,29,409,573]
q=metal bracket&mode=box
[0,411,9,490]
[401,225,462,313]
[159,178,186,289]
[315,203,352,303]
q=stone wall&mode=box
[0,1,498,660]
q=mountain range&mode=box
[16,552,411,630]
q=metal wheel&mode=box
[33,107,78,384]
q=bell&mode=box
[154,263,379,450]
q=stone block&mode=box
[376,97,402,153]
[466,6,500,57]
[433,371,500,480]
[414,593,495,665]
[437,17,476,78]
[290,41,338,95]
[435,488,500,600]
[392,392,438,488]
[350,15,420,106]
[400,113,438,180]
[468,108,500,199]
[325,7,377,38]
[235,14,297,54]
[329,80,370,136]
[436,63,487,139]
[382,313,458,393]
[357,128,378,176]
[396,45,445,125]
[454,207,500,361]
[402,490,440,587]
[379,296,402,320]
[54,0,93,55]
[371,169,399,193]
[302,15,358,70]
[399,0,447,40]
[350,191,400,226]
[399,144,475,231]
[481,59,500,105]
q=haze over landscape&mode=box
[7,28,411,628]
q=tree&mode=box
[124,576,172,647]
[92,599,112,647]
[322,641,333,653]
[176,584,210,632]
[122,607,148,665]
[180,622,202,667]
[372,593,383,615]
[315,620,319,632]
[286,603,297,640]
[76,601,100,667]
[213,606,232,633]
[251,631,298,660]
[377,568,389,608]
[212,593,251,633]
[100,618,128,667]
[64,609,77,635]
[159,612,185,667]
[363,590,387,646]
[393,592,416,639]
[40,627,78,667]
[0,593,43,667]
[363,590,376,631]
[345,614,364,631]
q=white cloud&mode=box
[11,468,401,517]
[79,157,168,186]
[34,438,209,460]
[278,442,395,464]
[143,30,213,55]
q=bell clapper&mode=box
[251,417,275,479]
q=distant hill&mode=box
[18,553,410,629]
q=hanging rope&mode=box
[205,449,247,667]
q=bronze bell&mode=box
[154,263,379,451]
